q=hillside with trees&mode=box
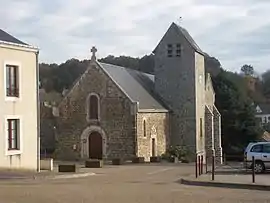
[39,54,269,154]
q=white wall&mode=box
[0,44,38,170]
[256,114,270,124]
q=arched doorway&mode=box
[89,132,103,159]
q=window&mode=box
[176,43,181,57]
[167,44,173,57]
[263,144,270,153]
[6,65,19,97]
[251,144,263,153]
[199,118,203,137]
[143,120,146,137]
[88,94,99,120]
[7,119,20,150]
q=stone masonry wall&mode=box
[55,62,136,160]
[213,105,223,164]
[205,106,214,160]
[136,112,169,161]
[154,23,197,155]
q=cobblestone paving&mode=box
[0,164,269,203]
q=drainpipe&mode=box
[36,50,40,172]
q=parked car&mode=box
[244,142,270,173]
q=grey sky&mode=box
[1,0,270,73]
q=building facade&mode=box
[0,29,39,170]
[255,104,270,125]
[55,22,222,163]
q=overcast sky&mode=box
[1,0,270,73]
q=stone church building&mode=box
[55,22,222,163]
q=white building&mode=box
[255,104,270,125]
[0,29,40,170]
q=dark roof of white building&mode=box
[256,103,270,115]
[0,29,28,45]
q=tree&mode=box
[261,70,270,98]
[241,64,254,76]
[212,70,262,153]
[204,55,222,77]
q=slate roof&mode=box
[256,103,270,115]
[0,29,28,45]
[153,22,204,55]
[99,62,168,111]
[175,24,204,55]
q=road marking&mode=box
[147,168,173,175]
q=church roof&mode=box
[0,29,28,45]
[99,62,168,112]
[153,22,204,55]
[175,23,204,55]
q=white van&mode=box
[244,142,270,173]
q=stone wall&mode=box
[213,105,223,164]
[205,106,214,159]
[205,74,215,110]
[136,112,169,161]
[55,62,136,160]
[153,23,197,154]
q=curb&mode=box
[180,178,270,191]
[51,172,96,180]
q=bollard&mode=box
[200,155,203,174]
[195,155,198,178]
[198,155,201,176]
[252,156,255,183]
[205,156,208,174]
[212,155,215,181]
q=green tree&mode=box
[212,70,262,153]
[241,64,254,76]
[262,70,270,98]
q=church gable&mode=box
[153,22,204,56]
[58,61,132,121]
[55,53,137,160]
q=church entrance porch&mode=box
[80,126,107,159]
[89,132,103,159]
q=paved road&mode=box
[0,163,269,203]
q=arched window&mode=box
[87,93,99,120]
[143,120,146,137]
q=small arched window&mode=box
[143,120,146,137]
[87,93,99,120]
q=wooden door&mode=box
[151,138,156,157]
[89,132,103,159]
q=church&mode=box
[55,22,222,163]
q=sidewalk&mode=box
[0,161,97,181]
[180,172,270,191]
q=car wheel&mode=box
[253,162,265,173]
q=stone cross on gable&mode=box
[91,46,97,61]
